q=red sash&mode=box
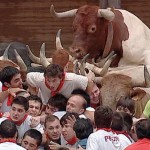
[45,73,66,96]
[0,139,16,143]
[2,86,13,106]
[7,114,28,126]
[66,135,77,145]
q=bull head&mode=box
[50,4,115,21]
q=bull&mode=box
[50,5,150,67]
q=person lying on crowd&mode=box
[26,64,95,110]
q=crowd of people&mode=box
[0,50,150,150]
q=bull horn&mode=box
[93,51,115,67]
[26,45,41,64]
[40,43,50,68]
[50,4,77,18]
[0,43,11,60]
[14,49,27,72]
[97,8,115,21]
[144,65,150,87]
[56,29,63,50]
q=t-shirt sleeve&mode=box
[143,100,150,118]
[26,72,43,87]
[72,74,88,91]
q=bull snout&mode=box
[69,46,84,59]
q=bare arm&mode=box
[0,90,9,103]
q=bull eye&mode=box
[88,25,96,33]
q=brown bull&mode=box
[98,73,149,118]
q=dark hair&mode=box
[12,96,29,111]
[23,129,42,146]
[116,97,135,115]
[0,120,17,138]
[73,118,93,139]
[94,106,113,128]
[60,112,79,126]
[27,95,42,109]
[111,112,124,131]
[135,119,150,139]
[71,88,90,108]
[48,94,68,111]
[0,66,20,84]
[44,64,64,78]
[44,115,60,128]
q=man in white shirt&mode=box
[27,64,94,106]
[0,119,25,150]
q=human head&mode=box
[46,94,67,115]
[60,112,79,142]
[94,106,113,128]
[0,66,22,88]
[27,95,42,117]
[135,119,150,139]
[0,119,17,139]
[116,97,135,116]
[73,118,93,140]
[66,89,90,115]
[44,115,62,141]
[89,83,101,105]
[21,129,42,150]
[44,64,64,91]
[10,96,29,122]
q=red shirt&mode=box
[125,138,150,150]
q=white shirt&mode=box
[0,142,25,150]
[27,72,88,104]
[0,82,11,113]
[86,130,122,150]
[0,115,44,139]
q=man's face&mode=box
[62,124,75,142]
[45,104,58,115]
[66,95,85,115]
[10,103,26,122]
[21,135,38,150]
[45,119,62,141]
[90,84,100,104]
[8,73,23,88]
[28,100,41,117]
[45,76,61,91]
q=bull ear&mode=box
[97,8,115,21]
[56,29,63,50]
[50,4,77,18]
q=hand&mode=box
[3,112,10,117]
[30,117,40,128]
[66,115,77,128]
[8,88,26,97]
[49,141,61,150]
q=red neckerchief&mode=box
[2,86,14,106]
[0,112,3,118]
[66,135,77,145]
[45,73,66,96]
[7,114,28,126]
[0,138,16,144]
[90,103,99,109]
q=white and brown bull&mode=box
[50,5,150,67]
